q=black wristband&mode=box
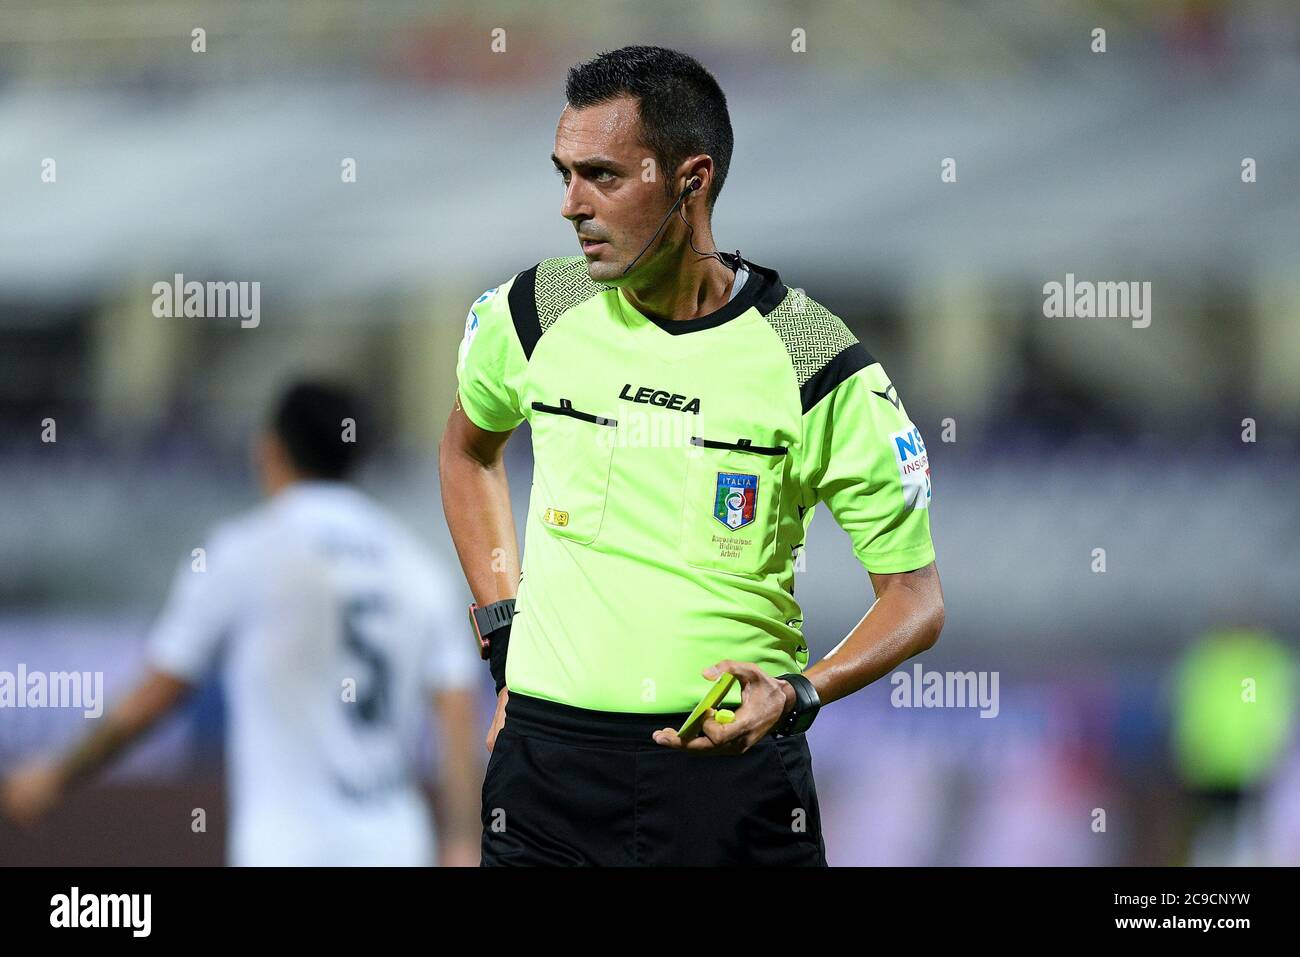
[469,599,516,694]
[488,622,510,695]
[773,673,820,737]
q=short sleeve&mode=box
[145,525,247,682]
[454,279,527,433]
[800,362,935,574]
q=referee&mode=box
[439,45,945,866]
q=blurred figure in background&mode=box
[1,381,482,866]
[1170,625,1295,866]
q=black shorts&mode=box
[480,691,827,866]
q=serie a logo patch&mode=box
[713,472,758,530]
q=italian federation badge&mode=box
[713,472,758,530]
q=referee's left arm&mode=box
[791,562,944,717]
[788,357,945,715]
[659,355,945,751]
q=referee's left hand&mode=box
[651,661,795,754]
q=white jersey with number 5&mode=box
[146,480,478,866]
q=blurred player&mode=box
[1,381,482,866]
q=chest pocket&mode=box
[681,435,787,577]
[530,398,618,545]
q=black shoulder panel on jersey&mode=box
[509,256,614,359]
[507,264,541,360]
[748,261,790,316]
[759,286,877,413]
[802,342,874,412]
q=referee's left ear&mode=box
[674,156,713,202]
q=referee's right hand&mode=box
[486,687,508,752]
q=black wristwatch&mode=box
[772,673,820,737]
[468,599,516,693]
[468,598,515,658]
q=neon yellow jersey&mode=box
[455,256,935,712]
[1172,628,1295,791]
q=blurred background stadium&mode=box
[1,0,1297,864]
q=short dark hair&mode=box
[270,381,369,480]
[565,45,733,214]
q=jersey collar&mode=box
[614,257,786,335]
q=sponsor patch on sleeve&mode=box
[890,424,931,510]
[457,287,497,367]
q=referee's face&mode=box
[553,95,679,283]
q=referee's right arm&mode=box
[442,280,530,748]
[438,395,520,621]
[442,282,527,609]
[439,396,519,752]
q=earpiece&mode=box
[618,174,712,276]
